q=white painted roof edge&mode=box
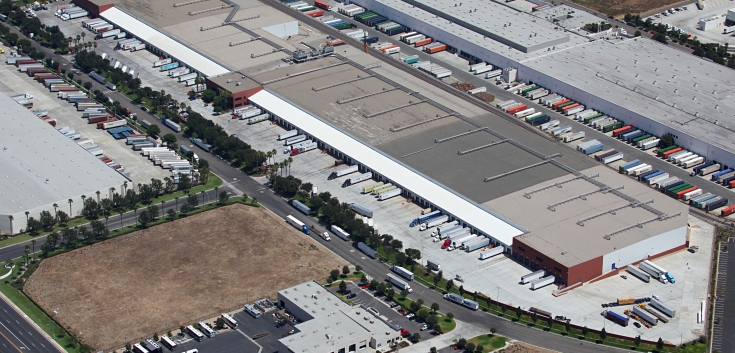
[100,6,231,77]
[249,89,526,245]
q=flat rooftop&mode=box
[102,0,234,28]
[535,4,602,31]
[521,37,735,155]
[0,91,127,215]
[245,58,596,204]
[359,0,590,63]
[485,165,689,268]
[402,0,570,52]
[279,281,396,353]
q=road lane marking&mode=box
[0,320,27,350]
[0,327,23,353]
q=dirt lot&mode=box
[569,0,686,17]
[24,204,345,350]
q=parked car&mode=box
[346,293,356,299]
[633,322,641,328]
[420,324,429,331]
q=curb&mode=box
[0,291,65,352]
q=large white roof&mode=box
[100,7,231,77]
[249,89,525,245]
[0,91,127,215]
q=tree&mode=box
[531,311,538,324]
[330,269,340,281]
[400,289,408,299]
[360,273,367,284]
[656,337,664,351]
[417,308,429,321]
[84,81,92,90]
[370,279,379,289]
[475,345,484,353]
[581,326,588,337]
[410,301,421,312]
[634,30,642,37]
[600,327,606,341]
[385,287,395,299]
[565,320,571,333]
[430,348,438,353]
[39,210,55,229]
[426,314,438,326]
[490,327,497,335]
[214,317,225,329]
[515,306,522,319]
[125,343,131,352]
[465,342,476,353]
[342,265,350,276]
[138,210,150,228]
[652,32,668,44]
[167,208,177,221]
[218,190,229,204]
[459,285,465,295]
[162,133,177,146]
[446,312,454,322]
[547,316,553,328]
[634,335,641,347]
[446,279,454,291]
[179,203,192,215]
[147,124,161,138]
[187,194,199,209]
[431,302,439,313]
[355,265,362,273]
[659,133,675,148]
[339,280,347,293]
[456,338,466,349]
[411,332,421,343]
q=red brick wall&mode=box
[72,0,113,17]
[204,80,263,109]
[512,238,571,284]
[567,256,603,284]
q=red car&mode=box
[441,239,451,249]
[399,329,410,337]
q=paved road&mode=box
[712,238,734,353]
[0,295,62,353]
[2,16,639,353]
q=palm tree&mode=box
[214,186,219,203]
[201,190,206,204]
[24,211,29,224]
[68,198,73,215]
[67,37,73,50]
[7,216,13,235]
[52,203,58,222]
[288,157,293,176]
[93,41,97,53]
[80,32,86,46]
[31,240,36,255]
[123,181,128,194]
[266,151,273,167]
[219,89,233,110]
[160,200,165,216]
[174,196,179,211]
[118,206,126,228]
[96,190,101,203]
[109,186,116,198]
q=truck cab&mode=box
[441,239,451,249]
[665,273,675,283]
[321,232,331,241]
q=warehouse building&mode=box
[698,15,724,31]
[347,0,735,173]
[0,91,127,235]
[206,71,264,109]
[277,281,401,353]
[223,56,689,285]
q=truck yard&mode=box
[8,0,727,349]
[0,52,170,186]
[23,204,346,351]
[211,75,711,343]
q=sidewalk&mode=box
[396,320,486,353]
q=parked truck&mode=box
[479,246,503,260]
[291,199,311,215]
[286,215,310,235]
[419,215,449,231]
[349,203,373,218]
[638,261,667,283]
[329,164,358,180]
[356,241,378,258]
[605,310,629,326]
[464,238,490,252]
[521,270,545,284]
[410,210,442,227]
[386,273,412,292]
[342,172,372,187]
[330,225,350,241]
[391,265,414,280]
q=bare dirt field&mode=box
[24,204,345,350]
[569,0,686,17]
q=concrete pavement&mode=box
[3,17,638,353]
[396,320,486,353]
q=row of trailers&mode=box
[133,313,238,352]
[54,4,88,21]
[151,58,199,87]
[618,157,731,213]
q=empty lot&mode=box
[24,204,345,350]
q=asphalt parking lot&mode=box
[168,307,294,353]
[333,282,434,341]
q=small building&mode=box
[698,15,724,31]
[205,72,263,109]
[277,281,401,353]
[726,8,735,25]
